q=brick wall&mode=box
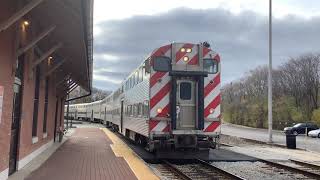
[0,0,66,174]
[0,0,16,173]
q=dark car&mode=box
[284,123,318,135]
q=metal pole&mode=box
[66,94,70,129]
[268,0,273,143]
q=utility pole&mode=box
[268,0,273,143]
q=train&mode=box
[65,42,221,152]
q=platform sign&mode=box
[0,86,3,124]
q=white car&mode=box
[308,129,320,138]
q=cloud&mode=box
[93,7,320,90]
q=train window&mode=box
[138,103,143,116]
[128,105,132,116]
[137,103,140,116]
[203,59,218,74]
[132,76,134,87]
[133,104,137,116]
[153,56,171,72]
[144,58,151,73]
[140,67,143,82]
[136,70,139,84]
[180,82,192,100]
[143,101,149,117]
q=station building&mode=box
[0,0,93,179]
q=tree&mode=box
[222,53,320,130]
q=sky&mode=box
[93,0,320,91]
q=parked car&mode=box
[284,123,318,135]
[308,129,320,138]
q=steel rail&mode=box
[216,142,320,178]
[196,159,246,180]
[289,159,320,170]
[259,159,320,179]
[162,160,192,180]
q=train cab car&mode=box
[146,42,221,151]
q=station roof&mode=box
[30,0,93,92]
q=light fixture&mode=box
[23,20,30,26]
[48,56,53,65]
[209,108,214,114]
[180,48,186,52]
[157,108,162,114]
[186,48,192,53]
[183,56,189,62]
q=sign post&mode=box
[0,86,4,124]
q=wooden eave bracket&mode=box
[0,0,45,32]
[32,43,62,68]
[44,59,66,78]
[17,25,56,57]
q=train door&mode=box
[120,101,124,133]
[176,79,196,129]
[9,57,24,175]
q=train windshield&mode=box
[153,56,171,72]
[203,59,218,74]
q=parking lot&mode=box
[221,123,320,153]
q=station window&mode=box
[32,66,41,137]
[43,77,49,133]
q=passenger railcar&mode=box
[66,42,221,152]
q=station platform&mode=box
[23,128,158,180]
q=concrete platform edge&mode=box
[18,140,54,170]
[0,168,8,180]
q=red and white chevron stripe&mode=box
[203,120,221,132]
[149,119,170,132]
[203,49,221,132]
[149,45,172,132]
[175,43,199,65]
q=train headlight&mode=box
[180,48,186,52]
[209,108,214,114]
[183,56,189,62]
[157,108,162,113]
[186,48,192,53]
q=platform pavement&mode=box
[221,123,320,153]
[17,127,158,180]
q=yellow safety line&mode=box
[101,128,159,180]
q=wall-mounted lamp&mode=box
[22,20,30,27]
[48,56,53,65]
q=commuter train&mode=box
[65,42,221,152]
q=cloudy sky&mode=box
[93,0,320,91]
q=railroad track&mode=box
[160,159,245,180]
[220,142,320,179]
[258,159,320,179]
[289,158,320,173]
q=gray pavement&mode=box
[221,123,320,153]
